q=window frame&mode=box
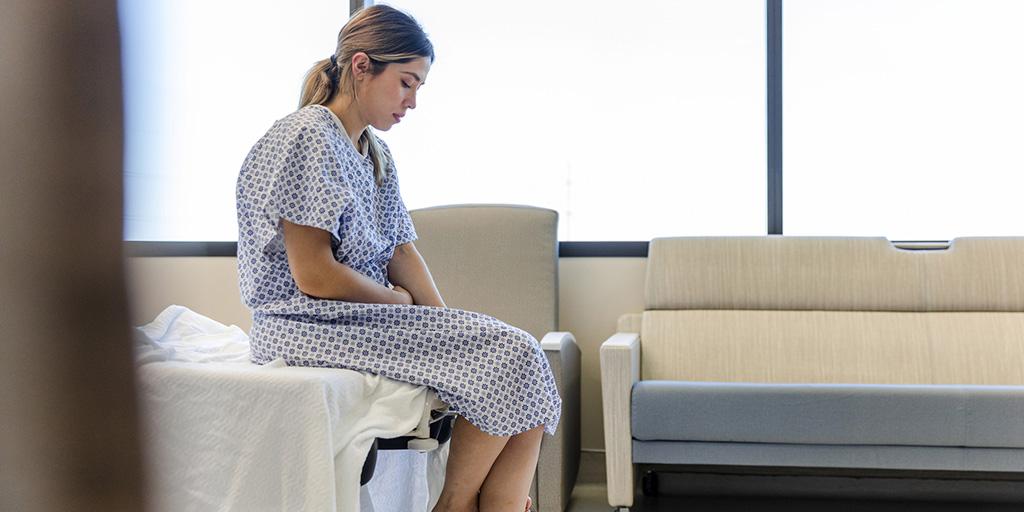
[127,0,972,258]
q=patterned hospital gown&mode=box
[235,105,560,436]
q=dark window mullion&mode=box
[767,0,783,235]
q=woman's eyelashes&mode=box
[401,80,412,89]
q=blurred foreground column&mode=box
[0,1,145,511]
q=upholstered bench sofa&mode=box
[600,236,1024,510]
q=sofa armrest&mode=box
[601,332,640,508]
[536,331,581,512]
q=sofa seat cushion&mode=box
[631,380,1024,448]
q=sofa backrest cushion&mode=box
[640,237,1024,384]
[645,237,1024,312]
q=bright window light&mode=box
[120,0,350,241]
[384,0,767,240]
[120,0,766,242]
[784,0,1024,239]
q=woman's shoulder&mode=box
[250,105,340,155]
[274,105,335,135]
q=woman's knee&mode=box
[492,324,539,355]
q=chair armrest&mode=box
[537,331,581,512]
[600,332,640,508]
[541,331,576,352]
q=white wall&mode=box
[126,256,646,451]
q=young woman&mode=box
[235,6,560,511]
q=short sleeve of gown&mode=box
[265,125,351,247]
[379,140,418,246]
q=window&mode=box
[120,0,766,242]
[121,1,1023,245]
[384,0,767,240]
[784,0,1024,239]
[120,0,350,241]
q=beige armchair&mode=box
[410,204,581,512]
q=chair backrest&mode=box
[409,204,558,341]
[639,236,1024,385]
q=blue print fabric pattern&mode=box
[236,105,560,436]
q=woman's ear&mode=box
[351,52,370,80]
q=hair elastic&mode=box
[327,55,340,89]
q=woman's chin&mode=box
[371,120,395,132]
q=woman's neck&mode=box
[323,95,366,151]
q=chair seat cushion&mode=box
[631,380,1024,448]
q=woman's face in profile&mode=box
[359,56,431,131]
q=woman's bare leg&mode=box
[433,420,544,512]
[478,425,544,511]
[433,417,510,512]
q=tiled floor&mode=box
[565,452,1024,512]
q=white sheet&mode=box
[136,305,446,512]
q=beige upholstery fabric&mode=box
[409,205,558,342]
[925,238,1024,311]
[640,310,1024,385]
[641,237,1024,384]
[645,237,1024,312]
[409,204,577,512]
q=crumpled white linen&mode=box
[135,305,446,512]
[133,304,251,364]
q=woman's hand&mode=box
[386,243,447,308]
[392,285,414,305]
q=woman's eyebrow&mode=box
[401,71,423,83]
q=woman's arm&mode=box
[386,242,446,308]
[282,219,412,304]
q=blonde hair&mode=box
[299,5,434,186]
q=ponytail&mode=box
[298,58,336,109]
